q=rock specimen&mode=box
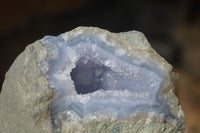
[0,27,185,133]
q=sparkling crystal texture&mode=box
[40,27,184,132]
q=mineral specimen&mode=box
[0,27,185,133]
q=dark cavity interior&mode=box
[70,59,109,94]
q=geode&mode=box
[0,27,185,133]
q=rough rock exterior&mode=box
[0,27,185,133]
[0,41,52,133]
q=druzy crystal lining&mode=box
[41,29,177,131]
[0,26,185,133]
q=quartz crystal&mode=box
[0,27,185,133]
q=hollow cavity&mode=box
[70,59,109,94]
[41,33,172,132]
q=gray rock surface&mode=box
[0,27,185,133]
[0,41,52,133]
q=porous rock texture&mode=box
[0,27,185,133]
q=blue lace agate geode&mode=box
[39,27,185,132]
